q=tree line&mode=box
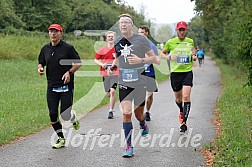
[1,0,251,85]
[189,0,252,86]
[0,0,148,32]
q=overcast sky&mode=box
[124,0,196,24]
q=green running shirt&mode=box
[164,37,194,72]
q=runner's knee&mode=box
[110,89,115,96]
[123,106,132,115]
[183,95,190,102]
[123,113,132,122]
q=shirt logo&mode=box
[120,44,133,63]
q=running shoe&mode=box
[178,112,183,124]
[122,145,134,157]
[145,112,151,121]
[140,125,149,137]
[52,137,65,149]
[108,111,114,119]
[71,110,80,130]
[72,120,80,130]
[180,122,187,132]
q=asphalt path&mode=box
[0,56,221,167]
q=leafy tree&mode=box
[68,0,119,31]
[237,1,252,86]
[4,0,147,33]
[187,16,205,47]
[102,0,114,4]
[12,0,72,31]
[191,0,252,84]
[0,0,24,29]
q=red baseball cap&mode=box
[176,21,188,30]
[48,24,63,31]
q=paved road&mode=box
[0,56,221,167]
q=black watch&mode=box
[68,70,73,75]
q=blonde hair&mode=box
[105,31,116,37]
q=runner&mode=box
[201,48,205,64]
[161,21,197,132]
[94,31,119,119]
[138,25,160,121]
[196,47,204,67]
[38,24,81,148]
[108,13,156,157]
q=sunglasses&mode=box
[178,28,186,32]
[49,29,60,33]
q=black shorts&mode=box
[170,71,193,92]
[119,84,146,106]
[146,75,158,92]
[103,76,118,92]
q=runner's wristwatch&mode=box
[68,70,73,75]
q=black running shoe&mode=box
[108,111,114,119]
[180,123,187,132]
[145,112,151,121]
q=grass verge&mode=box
[205,56,252,166]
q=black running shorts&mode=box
[119,84,146,106]
[170,71,193,92]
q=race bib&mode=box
[121,68,138,82]
[177,55,190,64]
[52,85,69,92]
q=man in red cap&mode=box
[38,24,82,148]
[161,21,197,132]
[47,24,63,32]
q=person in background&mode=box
[94,31,119,119]
[138,25,160,121]
[196,46,204,67]
[38,24,81,149]
[201,48,205,64]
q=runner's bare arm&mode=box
[191,47,197,61]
